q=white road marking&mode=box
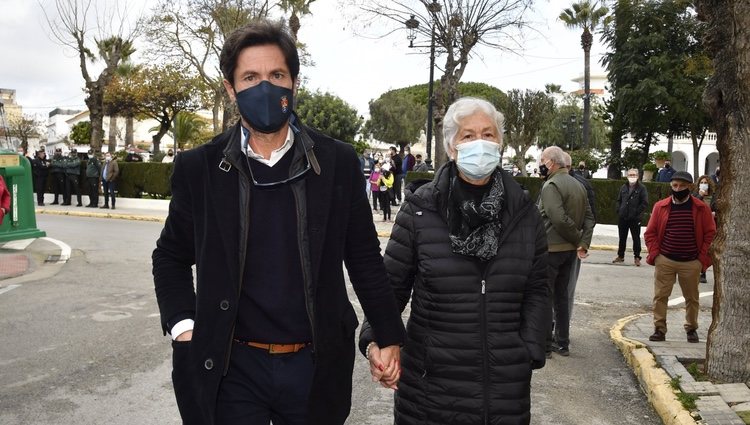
[1,239,35,250]
[668,291,713,306]
[40,237,71,263]
[0,284,21,295]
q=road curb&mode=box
[36,209,165,223]
[610,314,697,425]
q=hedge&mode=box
[406,170,671,225]
[43,161,174,199]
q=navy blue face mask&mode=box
[235,80,293,134]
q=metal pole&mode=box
[425,24,436,169]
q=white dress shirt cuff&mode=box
[170,319,195,341]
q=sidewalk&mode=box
[612,309,750,424]
[14,194,750,424]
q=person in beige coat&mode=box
[100,153,119,210]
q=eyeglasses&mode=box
[245,151,311,188]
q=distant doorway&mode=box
[705,152,719,176]
[672,151,688,172]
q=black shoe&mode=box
[38,203,45,206]
[111,206,115,210]
[700,272,707,284]
[649,329,666,342]
[86,205,97,208]
[687,330,699,343]
[556,346,570,356]
[61,202,71,206]
[76,203,83,207]
[51,201,59,205]
[100,205,110,209]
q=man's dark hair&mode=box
[415,154,422,159]
[220,19,299,87]
[390,146,397,152]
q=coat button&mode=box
[219,300,230,311]
[204,358,214,370]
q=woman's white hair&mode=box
[442,97,504,159]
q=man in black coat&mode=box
[30,149,50,206]
[152,20,405,425]
[614,168,649,266]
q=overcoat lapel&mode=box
[303,131,335,284]
[207,126,244,291]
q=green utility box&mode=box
[0,150,46,243]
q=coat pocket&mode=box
[171,340,199,420]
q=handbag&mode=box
[380,185,388,192]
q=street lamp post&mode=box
[405,0,441,169]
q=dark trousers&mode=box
[378,190,391,220]
[215,343,314,425]
[547,250,577,351]
[34,175,47,205]
[87,177,100,206]
[64,174,82,205]
[392,174,403,204]
[372,190,379,210]
[617,217,642,259]
[102,180,116,208]
[51,172,65,203]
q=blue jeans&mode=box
[102,180,116,207]
[216,343,314,424]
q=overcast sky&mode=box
[0,0,608,120]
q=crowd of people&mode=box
[28,148,120,209]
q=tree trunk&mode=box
[86,81,106,152]
[108,115,117,153]
[699,0,750,384]
[691,131,704,180]
[151,115,171,155]
[582,29,593,149]
[212,88,223,133]
[125,116,134,148]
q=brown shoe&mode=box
[687,330,699,343]
[612,256,624,264]
[634,258,641,267]
[649,329,666,341]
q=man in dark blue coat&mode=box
[152,20,404,425]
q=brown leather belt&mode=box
[233,339,310,354]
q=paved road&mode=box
[1,215,662,424]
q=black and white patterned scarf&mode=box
[447,167,505,261]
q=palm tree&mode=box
[559,1,608,149]
[278,0,316,40]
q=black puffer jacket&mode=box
[360,163,551,425]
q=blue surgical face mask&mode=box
[235,80,293,134]
[455,139,501,180]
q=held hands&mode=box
[577,247,589,260]
[367,343,401,390]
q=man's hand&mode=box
[577,247,589,260]
[368,344,401,390]
[175,330,193,342]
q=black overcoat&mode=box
[153,121,405,425]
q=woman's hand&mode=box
[368,343,401,390]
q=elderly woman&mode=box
[358,97,550,425]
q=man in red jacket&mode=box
[644,171,716,343]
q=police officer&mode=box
[62,149,83,207]
[30,149,50,206]
[50,148,66,205]
[85,150,102,207]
